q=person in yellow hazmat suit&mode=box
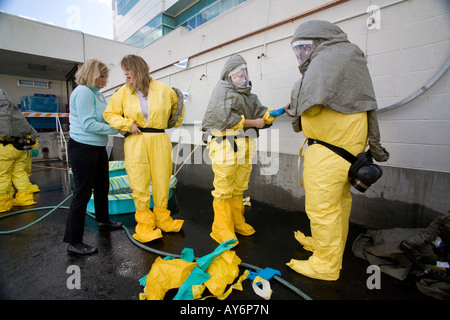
[104,55,185,243]
[201,54,279,245]
[0,88,39,212]
[285,20,390,280]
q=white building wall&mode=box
[0,12,141,107]
[0,13,85,63]
[104,0,450,174]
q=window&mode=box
[124,0,247,47]
[116,0,139,17]
[18,80,49,89]
[182,0,246,30]
[124,14,164,47]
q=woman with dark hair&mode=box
[104,55,185,243]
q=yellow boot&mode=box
[133,209,163,243]
[12,190,36,207]
[294,230,316,252]
[153,207,184,232]
[286,254,340,281]
[0,193,13,213]
[210,199,238,245]
[29,184,40,193]
[287,234,343,281]
[230,196,255,236]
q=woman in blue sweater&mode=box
[64,59,125,255]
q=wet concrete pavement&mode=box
[0,160,432,302]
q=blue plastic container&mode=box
[86,161,177,215]
[21,95,60,129]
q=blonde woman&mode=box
[104,55,185,243]
[64,59,124,255]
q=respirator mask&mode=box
[229,64,249,88]
[292,40,313,65]
[10,136,36,150]
[348,152,383,193]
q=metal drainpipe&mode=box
[377,56,450,114]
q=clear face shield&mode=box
[292,40,313,65]
[229,64,249,88]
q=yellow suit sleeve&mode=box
[231,115,245,130]
[103,86,135,131]
[263,109,276,125]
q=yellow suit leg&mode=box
[287,145,351,281]
[209,136,257,242]
[125,134,162,243]
[149,133,183,232]
[25,150,39,193]
[337,182,352,270]
[230,195,255,236]
[11,147,35,207]
[231,137,255,235]
[0,144,14,212]
[209,137,238,244]
[210,198,236,244]
[210,160,237,244]
[230,164,254,235]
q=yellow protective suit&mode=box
[208,111,275,244]
[204,250,241,297]
[287,105,367,281]
[103,81,184,243]
[0,141,36,212]
[202,55,278,245]
[144,256,197,300]
[25,138,40,193]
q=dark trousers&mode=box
[63,138,110,245]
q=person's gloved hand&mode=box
[269,106,286,117]
[32,149,39,157]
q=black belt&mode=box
[214,134,246,152]
[124,128,165,138]
[140,128,165,133]
[307,138,356,163]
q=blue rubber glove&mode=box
[248,267,281,285]
[32,149,39,157]
[269,106,286,117]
